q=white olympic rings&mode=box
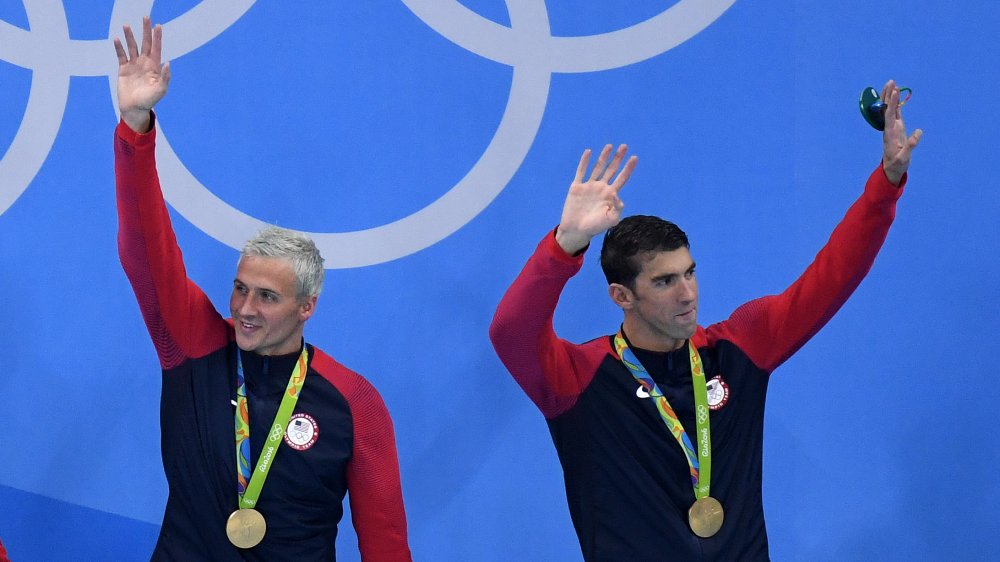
[0,0,736,267]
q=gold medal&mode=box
[226,508,267,549]
[688,496,724,538]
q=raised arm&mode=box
[490,146,637,416]
[705,80,921,372]
[114,18,227,368]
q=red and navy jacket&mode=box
[490,165,904,561]
[114,117,411,561]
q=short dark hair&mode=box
[600,215,690,288]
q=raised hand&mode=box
[555,144,638,254]
[114,16,170,133]
[881,79,922,186]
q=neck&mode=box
[239,343,303,372]
[244,345,302,359]
[622,319,686,353]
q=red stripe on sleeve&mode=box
[114,117,229,368]
[706,164,905,373]
[310,349,411,562]
[490,229,611,418]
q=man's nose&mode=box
[678,278,697,303]
[237,294,257,316]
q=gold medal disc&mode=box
[226,508,267,549]
[688,496,724,538]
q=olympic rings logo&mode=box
[0,0,735,268]
[269,424,284,442]
[696,404,709,424]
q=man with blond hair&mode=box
[113,17,410,560]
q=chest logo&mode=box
[284,413,319,451]
[706,376,730,411]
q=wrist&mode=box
[882,161,904,186]
[554,226,591,255]
[121,108,153,134]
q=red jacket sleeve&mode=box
[0,536,9,562]
[114,116,229,368]
[703,163,906,373]
[312,351,411,561]
[489,231,611,418]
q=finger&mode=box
[123,24,139,60]
[114,38,127,65]
[574,149,592,184]
[882,88,901,136]
[601,144,628,183]
[611,155,638,192]
[908,129,923,148]
[589,144,613,181]
[880,79,893,102]
[162,61,172,87]
[150,23,163,65]
[141,16,152,56]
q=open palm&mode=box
[556,144,638,254]
[114,17,170,131]
[880,80,922,185]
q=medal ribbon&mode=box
[234,345,309,509]
[613,331,712,499]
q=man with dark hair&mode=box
[600,215,690,287]
[113,18,410,560]
[490,81,920,560]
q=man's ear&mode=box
[298,295,318,322]
[608,283,634,311]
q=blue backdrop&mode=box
[1,1,998,560]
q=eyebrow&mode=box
[648,262,696,283]
[233,278,283,296]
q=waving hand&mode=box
[881,79,922,185]
[114,16,171,133]
[555,144,638,254]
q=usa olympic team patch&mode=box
[706,376,730,411]
[284,413,319,451]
